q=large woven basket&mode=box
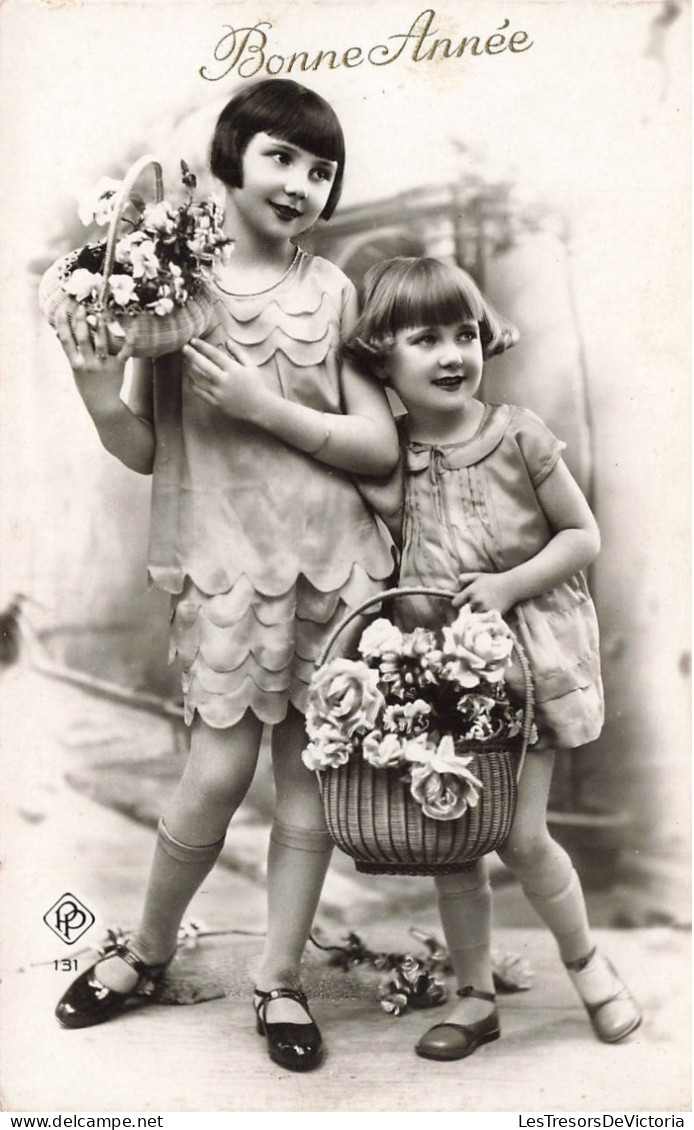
[313,587,535,876]
[38,155,214,359]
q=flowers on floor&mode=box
[303,606,533,820]
[58,921,533,1015]
[310,926,533,1015]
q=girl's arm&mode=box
[355,464,405,546]
[56,310,155,474]
[183,338,399,476]
[454,458,601,615]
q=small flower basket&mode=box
[303,587,535,876]
[38,154,233,359]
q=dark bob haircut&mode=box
[210,79,345,221]
[343,257,519,376]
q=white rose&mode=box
[362,731,404,769]
[407,734,483,821]
[357,618,404,662]
[306,658,384,741]
[441,606,515,687]
[301,723,351,771]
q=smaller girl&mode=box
[342,257,641,1061]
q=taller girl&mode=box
[53,80,398,1071]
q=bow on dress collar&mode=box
[405,444,474,477]
[403,405,511,480]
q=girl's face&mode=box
[383,319,484,418]
[230,131,337,242]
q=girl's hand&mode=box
[453,572,518,616]
[453,463,602,617]
[183,338,265,421]
[54,308,154,474]
[55,307,132,384]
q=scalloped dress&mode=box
[396,403,604,750]
[145,250,394,729]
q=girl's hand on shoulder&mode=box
[183,338,265,421]
[453,572,517,616]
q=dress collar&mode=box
[404,403,512,474]
[212,246,303,298]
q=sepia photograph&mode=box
[0,0,690,1116]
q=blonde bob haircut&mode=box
[342,257,518,377]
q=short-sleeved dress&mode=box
[136,249,394,729]
[395,403,604,750]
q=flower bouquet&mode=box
[39,154,234,359]
[303,587,535,875]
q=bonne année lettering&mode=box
[199,9,534,82]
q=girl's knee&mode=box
[498,828,557,877]
[184,714,261,806]
[183,745,257,810]
[181,763,252,813]
[274,778,327,832]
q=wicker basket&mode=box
[38,155,214,359]
[313,586,535,876]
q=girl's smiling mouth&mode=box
[432,375,465,389]
[270,202,303,222]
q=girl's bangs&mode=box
[391,268,484,333]
[272,100,344,164]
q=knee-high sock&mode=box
[510,844,626,1004]
[255,818,333,987]
[519,851,592,965]
[135,817,226,958]
[435,867,494,995]
[96,818,225,993]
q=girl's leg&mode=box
[497,749,640,1039]
[96,711,263,992]
[415,862,500,1060]
[254,704,333,1024]
[497,750,593,962]
[433,861,496,1023]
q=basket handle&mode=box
[319,585,535,785]
[95,154,164,315]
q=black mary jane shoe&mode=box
[253,986,323,1072]
[55,941,173,1029]
[415,986,501,1062]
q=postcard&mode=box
[0,0,690,1116]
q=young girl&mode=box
[52,79,398,1072]
[343,256,642,1061]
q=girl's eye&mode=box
[312,167,334,183]
[457,329,478,342]
[415,334,436,346]
[270,151,291,166]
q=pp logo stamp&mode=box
[43,893,95,945]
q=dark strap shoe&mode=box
[55,941,173,1029]
[415,986,500,1061]
[253,986,323,1072]
[565,949,642,1043]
